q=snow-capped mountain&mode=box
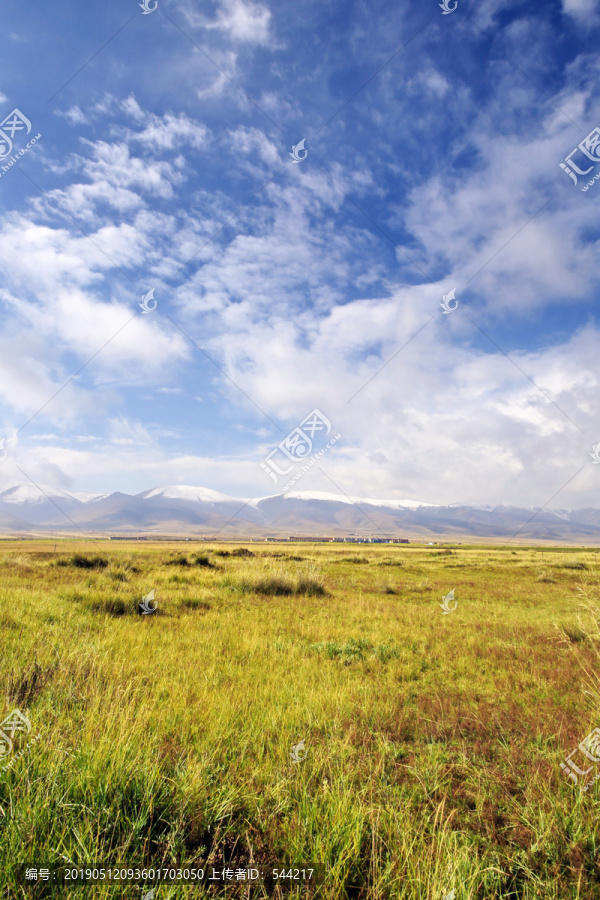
[0,482,599,541]
[0,484,111,505]
[138,485,241,504]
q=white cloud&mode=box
[562,0,599,24]
[6,311,599,506]
[185,0,274,45]
[416,71,450,98]
[227,125,280,165]
[108,417,153,446]
[472,0,529,29]
[196,69,231,100]
[2,52,600,512]
[122,113,209,152]
[0,196,190,427]
[215,0,272,44]
[54,105,89,126]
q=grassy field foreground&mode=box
[1,540,600,899]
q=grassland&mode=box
[1,540,600,899]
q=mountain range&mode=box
[0,483,599,542]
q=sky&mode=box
[0,0,600,509]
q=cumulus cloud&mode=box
[178,0,274,45]
[212,0,272,44]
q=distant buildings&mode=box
[287,536,409,543]
[105,534,411,543]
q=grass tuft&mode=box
[181,598,211,611]
[240,572,328,597]
[192,555,215,568]
[90,597,129,616]
[310,637,402,663]
[296,576,328,596]
[57,553,109,569]
[560,624,588,643]
[165,555,190,566]
[249,576,294,596]
[537,572,557,583]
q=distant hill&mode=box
[0,483,600,542]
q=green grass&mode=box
[2,540,600,898]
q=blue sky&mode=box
[0,0,600,508]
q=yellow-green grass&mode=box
[1,540,600,898]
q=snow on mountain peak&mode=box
[138,485,242,504]
[0,483,110,504]
[276,490,436,508]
